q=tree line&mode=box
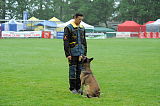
[0,0,159,26]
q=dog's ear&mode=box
[82,57,87,63]
[89,58,94,62]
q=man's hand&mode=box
[67,56,72,60]
[79,56,83,61]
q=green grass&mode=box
[0,38,160,106]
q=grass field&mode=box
[0,38,160,106]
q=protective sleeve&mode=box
[83,29,87,56]
[63,27,71,57]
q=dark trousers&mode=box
[68,56,82,91]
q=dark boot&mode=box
[69,64,77,91]
[76,61,82,91]
[76,78,81,91]
[69,79,76,91]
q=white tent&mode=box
[57,19,94,29]
[146,19,160,32]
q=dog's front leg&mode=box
[80,75,88,95]
[80,78,85,95]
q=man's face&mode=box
[74,16,84,25]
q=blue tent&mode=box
[2,19,23,31]
[35,20,57,27]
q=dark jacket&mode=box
[63,22,87,57]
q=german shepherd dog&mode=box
[80,57,100,98]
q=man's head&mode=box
[74,13,84,25]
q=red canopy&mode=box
[117,21,141,32]
[141,21,155,32]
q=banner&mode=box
[56,32,105,39]
[23,11,28,30]
[56,32,64,39]
[2,31,42,38]
[23,11,28,21]
[138,32,160,38]
[158,32,160,38]
[146,32,151,38]
[152,32,157,38]
[86,33,105,39]
[42,31,51,38]
[0,24,1,38]
[116,32,131,38]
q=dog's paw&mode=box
[87,94,91,98]
[80,90,83,95]
[77,89,83,95]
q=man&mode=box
[63,13,87,94]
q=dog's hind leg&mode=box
[94,90,100,97]
[87,94,92,98]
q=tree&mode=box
[0,0,6,19]
[91,0,115,26]
[1,0,159,26]
[62,0,115,26]
[116,0,160,24]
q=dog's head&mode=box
[82,57,94,67]
[82,57,94,63]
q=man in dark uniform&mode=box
[63,13,87,94]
